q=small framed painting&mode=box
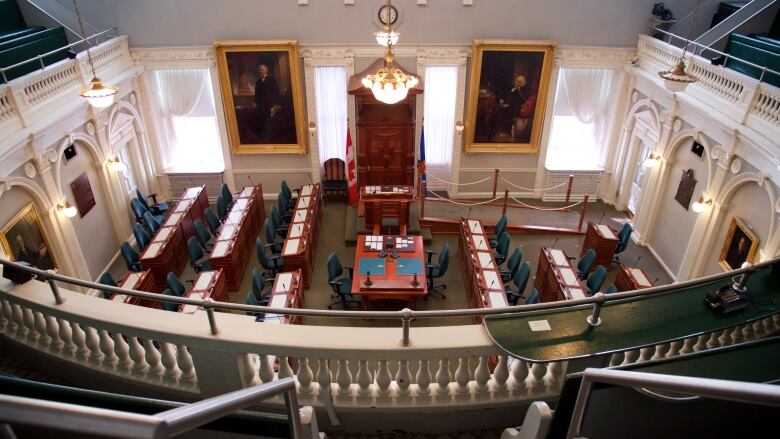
[0,203,57,271]
[719,217,759,271]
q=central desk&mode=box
[534,247,588,302]
[351,235,427,310]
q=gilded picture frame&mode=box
[465,40,556,153]
[214,40,307,154]
[719,217,759,271]
[0,203,57,271]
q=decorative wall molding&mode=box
[129,46,214,69]
[556,45,636,68]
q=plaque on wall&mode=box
[674,169,697,210]
[70,172,96,217]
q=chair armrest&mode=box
[566,256,576,261]
[425,250,438,263]
[345,266,354,277]
[267,254,281,262]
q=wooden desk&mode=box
[281,184,322,288]
[111,270,156,307]
[361,185,414,234]
[178,269,227,314]
[534,247,588,303]
[615,264,654,292]
[264,270,304,325]
[209,185,266,291]
[581,222,620,269]
[351,235,427,310]
[141,186,207,290]
[458,218,509,324]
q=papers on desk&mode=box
[264,314,284,324]
[559,267,579,286]
[218,224,237,241]
[181,292,206,313]
[183,187,201,199]
[111,294,127,302]
[275,272,293,293]
[120,272,141,289]
[597,224,618,240]
[283,238,300,255]
[549,249,568,266]
[364,185,383,194]
[468,220,482,234]
[194,271,214,290]
[296,196,310,209]
[631,268,652,286]
[289,223,304,238]
[567,287,586,300]
[164,213,182,227]
[234,199,249,210]
[472,235,488,251]
[211,241,231,258]
[477,252,495,269]
[154,226,173,242]
[226,211,243,224]
[293,210,307,223]
[300,185,313,196]
[240,186,254,198]
[269,294,287,308]
[488,291,508,308]
[365,235,383,251]
[482,270,502,291]
[142,242,162,259]
[174,199,190,213]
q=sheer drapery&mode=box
[150,68,223,172]
[314,66,348,164]
[546,68,622,170]
[423,65,458,189]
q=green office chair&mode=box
[133,223,150,251]
[270,205,289,237]
[425,243,450,299]
[143,211,162,234]
[613,223,633,264]
[98,272,117,299]
[186,236,212,273]
[256,237,284,278]
[120,242,142,272]
[244,289,266,321]
[264,218,284,254]
[586,265,607,295]
[216,194,228,220]
[505,262,531,305]
[326,252,360,309]
[489,214,508,249]
[220,183,234,208]
[193,219,213,252]
[204,207,221,235]
[247,267,273,306]
[130,198,147,224]
[577,249,597,280]
[166,272,186,297]
[162,288,180,312]
[493,231,511,266]
[136,188,169,216]
[523,288,539,305]
[281,180,297,202]
[500,248,523,282]
[278,191,293,221]
[605,283,618,294]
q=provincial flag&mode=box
[346,125,358,206]
[419,128,427,195]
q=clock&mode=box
[378,4,398,25]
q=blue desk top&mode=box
[358,258,386,276]
[396,258,423,276]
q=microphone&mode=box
[550,237,559,250]
[489,279,496,290]
[365,271,373,287]
[633,256,642,269]
[248,175,256,188]
[307,173,314,186]
[467,207,472,221]
[597,211,605,225]
[653,277,659,285]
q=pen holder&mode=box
[364,271,373,287]
[411,272,420,287]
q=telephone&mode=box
[704,284,749,314]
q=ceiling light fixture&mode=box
[73,0,118,108]
[374,25,399,47]
[362,0,417,104]
[658,0,699,92]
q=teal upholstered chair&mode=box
[586,265,607,295]
[256,237,284,278]
[326,252,359,309]
[493,232,511,266]
[605,283,618,294]
[133,223,150,251]
[166,272,186,297]
[270,205,289,237]
[186,236,212,273]
[264,218,284,254]
[613,224,633,263]
[523,288,540,305]
[505,262,531,305]
[577,249,597,280]
[120,242,142,272]
[162,289,180,312]
[193,219,213,252]
[136,188,169,216]
[425,243,450,299]
[98,272,117,299]
[216,194,228,220]
[220,183,234,208]
[143,211,161,234]
[204,208,221,235]
[489,214,508,249]
[500,248,523,282]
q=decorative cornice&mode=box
[556,45,636,67]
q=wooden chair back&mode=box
[323,158,346,182]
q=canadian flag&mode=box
[346,125,358,206]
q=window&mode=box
[545,68,621,171]
[150,68,224,173]
[314,66,348,164]
[423,65,458,189]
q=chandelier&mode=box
[658,0,699,92]
[73,0,118,108]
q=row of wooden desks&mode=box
[111,268,226,313]
[282,184,322,288]
[210,185,266,291]
[351,234,427,310]
[140,185,208,291]
[263,270,304,325]
[458,218,509,322]
[112,270,156,307]
[535,247,588,303]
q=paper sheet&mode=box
[142,242,162,259]
[477,252,495,269]
[283,238,300,255]
[560,267,579,285]
[164,213,181,227]
[194,272,214,290]
[120,272,141,288]
[468,220,482,234]
[240,186,254,198]
[290,223,304,238]
[529,320,552,331]
[631,268,652,286]
[568,287,586,300]
[296,196,310,209]
[219,224,236,240]
[300,185,312,196]
[211,241,230,258]
[174,200,190,213]
[181,292,205,313]
[264,314,283,324]
[235,199,249,210]
[227,211,243,224]
[184,187,200,199]
[269,294,287,308]
[472,236,488,250]
[598,224,618,240]
[549,249,568,266]
[483,270,502,291]
[488,291,508,308]
[275,272,293,293]
[293,210,307,223]
[154,227,173,242]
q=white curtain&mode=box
[423,65,458,189]
[559,68,615,124]
[150,68,220,171]
[314,66,347,165]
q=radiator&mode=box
[166,172,223,201]
[542,169,602,202]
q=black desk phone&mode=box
[704,284,749,314]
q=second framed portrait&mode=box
[0,203,57,271]
[465,40,556,153]
[719,217,759,271]
[214,40,306,154]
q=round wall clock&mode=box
[378,4,398,25]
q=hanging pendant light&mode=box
[73,0,118,108]
[658,0,700,92]
[374,25,399,47]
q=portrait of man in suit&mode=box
[720,217,758,271]
[1,203,56,271]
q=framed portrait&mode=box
[465,40,556,153]
[719,217,759,271]
[0,203,57,271]
[214,40,306,154]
